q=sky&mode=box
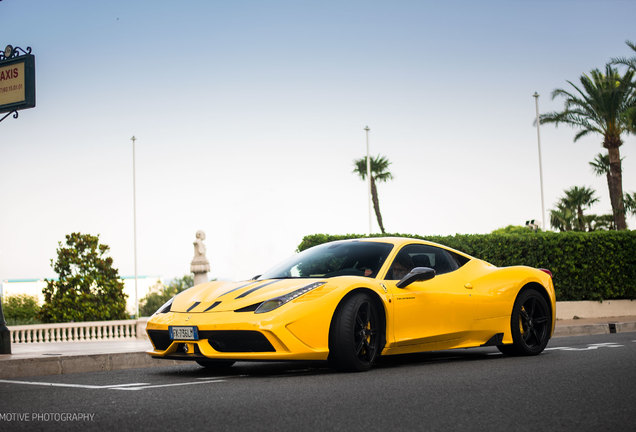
[1,0,635,284]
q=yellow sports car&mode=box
[146,237,555,371]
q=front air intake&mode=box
[199,330,275,352]
[147,330,172,351]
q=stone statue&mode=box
[190,230,210,285]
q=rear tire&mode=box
[195,359,235,369]
[497,289,551,356]
[328,293,382,372]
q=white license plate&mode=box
[169,326,199,340]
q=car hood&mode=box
[170,278,328,313]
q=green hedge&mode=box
[297,231,636,301]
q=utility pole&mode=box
[131,136,139,318]
[533,93,546,231]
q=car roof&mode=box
[346,236,474,260]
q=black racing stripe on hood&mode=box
[234,279,282,299]
[203,301,222,312]
[216,281,258,299]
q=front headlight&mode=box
[255,282,326,314]
[152,296,175,316]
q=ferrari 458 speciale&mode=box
[146,237,555,371]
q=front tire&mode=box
[329,293,382,372]
[498,289,551,356]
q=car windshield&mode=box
[258,241,394,279]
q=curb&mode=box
[0,352,180,379]
[553,321,636,337]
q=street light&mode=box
[131,136,139,319]
[364,126,372,235]
[533,93,546,231]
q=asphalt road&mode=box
[1,332,635,432]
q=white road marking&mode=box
[0,379,149,389]
[110,379,225,391]
[546,342,624,351]
[195,375,249,380]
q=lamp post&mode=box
[131,136,139,319]
[364,126,372,235]
[533,93,546,231]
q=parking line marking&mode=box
[0,379,150,389]
[195,375,248,380]
[545,342,624,351]
[110,379,225,391]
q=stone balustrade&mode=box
[8,318,149,343]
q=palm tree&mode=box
[610,40,636,71]
[625,192,636,217]
[550,186,601,232]
[589,152,611,177]
[584,214,616,231]
[611,41,636,134]
[353,155,393,233]
[562,186,599,231]
[550,203,575,232]
[540,65,636,230]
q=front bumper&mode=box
[146,308,331,362]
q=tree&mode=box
[1,295,41,325]
[139,275,194,317]
[550,203,575,232]
[583,214,616,231]
[39,233,128,323]
[353,155,394,233]
[610,40,636,71]
[540,65,636,230]
[589,152,611,178]
[610,41,636,135]
[549,186,616,232]
[562,186,599,231]
[625,192,636,217]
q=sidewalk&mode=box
[1,316,635,379]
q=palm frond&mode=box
[353,155,394,182]
[589,153,610,176]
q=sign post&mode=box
[0,45,35,123]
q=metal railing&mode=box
[8,318,148,344]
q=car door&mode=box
[385,244,474,346]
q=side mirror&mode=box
[396,267,435,288]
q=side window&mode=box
[385,244,463,280]
[449,250,470,268]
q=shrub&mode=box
[139,275,194,317]
[297,231,636,301]
[2,294,41,325]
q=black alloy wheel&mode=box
[329,292,382,372]
[498,289,551,356]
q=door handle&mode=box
[464,283,473,289]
